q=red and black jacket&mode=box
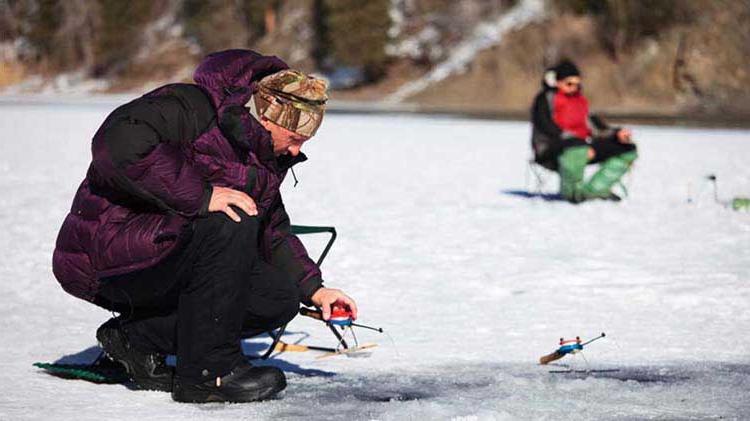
[530,73,616,170]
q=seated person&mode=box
[530,59,638,202]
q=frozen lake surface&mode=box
[1,99,749,420]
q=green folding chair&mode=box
[254,224,337,359]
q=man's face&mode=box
[260,119,311,157]
[556,76,582,95]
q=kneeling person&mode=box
[52,50,357,403]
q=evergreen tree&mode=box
[315,0,391,82]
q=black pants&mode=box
[590,136,636,164]
[563,135,637,164]
[94,212,300,381]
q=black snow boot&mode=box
[96,318,173,392]
[171,361,286,403]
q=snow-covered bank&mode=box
[0,104,748,420]
[385,0,546,103]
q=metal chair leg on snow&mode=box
[259,224,339,359]
[526,159,549,195]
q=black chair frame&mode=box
[253,225,338,360]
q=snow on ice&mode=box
[0,99,748,420]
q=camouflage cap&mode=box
[248,69,329,137]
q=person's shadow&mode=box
[241,330,335,377]
[501,189,565,201]
[36,329,334,388]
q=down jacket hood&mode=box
[193,50,289,161]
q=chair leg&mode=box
[527,160,547,195]
[256,323,288,360]
[251,225,338,359]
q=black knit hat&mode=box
[554,60,581,80]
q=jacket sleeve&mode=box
[588,114,618,138]
[267,198,323,305]
[90,95,211,217]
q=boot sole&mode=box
[96,326,172,392]
[172,373,286,403]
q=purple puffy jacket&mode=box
[52,50,323,304]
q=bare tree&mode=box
[54,0,98,70]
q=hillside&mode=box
[1,0,749,119]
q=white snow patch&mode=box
[387,0,406,39]
[385,0,546,103]
[386,25,444,62]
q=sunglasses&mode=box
[563,81,581,88]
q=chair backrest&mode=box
[530,128,560,171]
[290,225,337,266]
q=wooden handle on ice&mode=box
[273,342,310,352]
[539,351,564,365]
[273,341,337,353]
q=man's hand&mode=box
[311,287,358,321]
[208,186,258,222]
[617,128,633,143]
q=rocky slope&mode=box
[1,0,748,119]
[404,1,750,118]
